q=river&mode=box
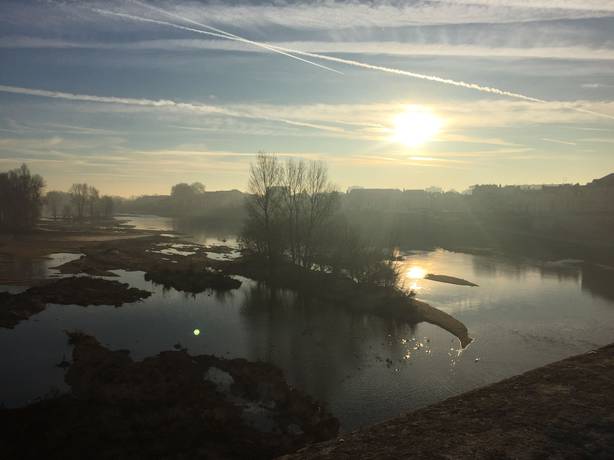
[1,214,614,430]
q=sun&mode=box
[392,106,442,147]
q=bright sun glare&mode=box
[406,266,427,279]
[392,106,442,147]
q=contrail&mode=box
[128,1,541,103]
[96,4,540,102]
[0,84,346,133]
[100,4,614,120]
[130,0,336,70]
[92,8,342,75]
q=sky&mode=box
[1,0,613,196]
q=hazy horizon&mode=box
[1,0,614,196]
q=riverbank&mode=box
[0,277,152,328]
[0,332,339,459]
[0,218,153,261]
[281,343,614,459]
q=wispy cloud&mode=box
[90,6,547,103]
[4,85,612,144]
[5,36,614,62]
[0,84,348,134]
[581,83,614,88]
[129,0,614,29]
[542,137,577,145]
[577,137,614,144]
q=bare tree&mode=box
[45,191,63,220]
[281,158,306,264]
[101,196,115,218]
[242,154,338,270]
[87,185,100,218]
[244,152,284,264]
[299,160,338,268]
[70,183,89,220]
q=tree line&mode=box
[0,163,117,233]
[45,184,115,220]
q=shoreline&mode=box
[281,343,614,459]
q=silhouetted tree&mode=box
[241,153,338,270]
[101,196,115,218]
[0,164,45,232]
[242,152,284,265]
[281,158,306,264]
[87,186,100,218]
[70,183,89,220]
[279,159,338,268]
[240,154,398,286]
[297,160,338,268]
[170,182,206,217]
[62,204,73,219]
[45,191,63,220]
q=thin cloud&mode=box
[95,4,543,103]
[4,37,614,62]
[92,3,614,122]
[542,138,577,146]
[0,84,347,135]
[129,0,614,29]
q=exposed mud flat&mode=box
[54,234,242,292]
[0,277,151,328]
[282,343,614,459]
[0,219,153,261]
[0,333,339,459]
[425,273,478,287]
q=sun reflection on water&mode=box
[406,266,427,279]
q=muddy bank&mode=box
[0,219,152,261]
[0,218,155,285]
[412,299,472,348]
[281,343,614,459]
[55,235,243,293]
[0,277,151,328]
[0,333,339,459]
[425,273,478,287]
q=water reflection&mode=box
[0,252,82,289]
[406,266,426,280]
[581,264,614,303]
[119,214,240,247]
[3,231,614,430]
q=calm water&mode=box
[118,214,239,247]
[1,215,614,430]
